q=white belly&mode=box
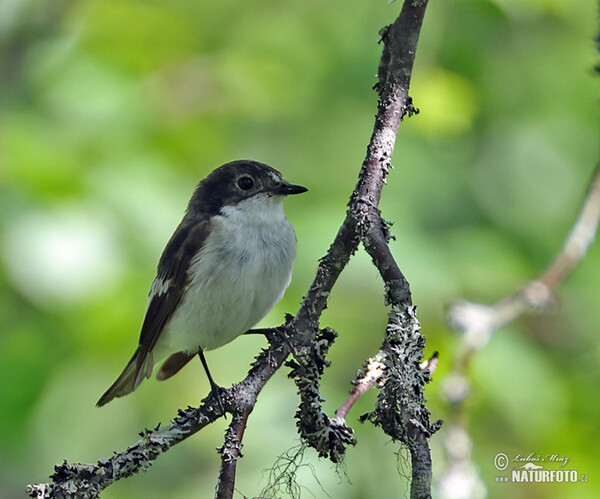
[154,194,296,357]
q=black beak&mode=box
[274,183,308,195]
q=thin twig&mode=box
[335,353,385,420]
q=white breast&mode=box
[154,193,297,358]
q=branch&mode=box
[286,5,441,497]
[439,161,600,499]
[357,217,441,499]
[27,331,301,498]
[335,352,385,420]
[447,161,600,367]
[351,3,442,498]
[27,403,222,499]
[215,411,250,498]
[28,1,437,497]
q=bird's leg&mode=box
[198,350,224,413]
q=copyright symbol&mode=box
[494,452,509,471]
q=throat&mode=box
[220,194,287,228]
[212,194,295,264]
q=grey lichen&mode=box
[27,405,217,498]
[286,327,357,463]
[361,305,442,445]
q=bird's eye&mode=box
[237,176,254,190]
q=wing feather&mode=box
[133,218,212,381]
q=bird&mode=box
[97,160,307,407]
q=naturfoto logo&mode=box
[493,452,588,484]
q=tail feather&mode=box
[96,347,153,407]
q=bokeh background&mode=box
[1,0,599,497]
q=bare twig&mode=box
[335,353,385,420]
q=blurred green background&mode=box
[1,0,599,497]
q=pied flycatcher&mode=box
[97,160,307,406]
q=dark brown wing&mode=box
[96,218,211,406]
[134,218,212,382]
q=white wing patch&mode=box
[150,277,171,297]
[144,277,172,314]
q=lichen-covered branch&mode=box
[286,327,357,463]
[287,0,438,496]
[277,0,436,482]
[215,411,250,499]
[356,209,441,499]
[27,403,222,498]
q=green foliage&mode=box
[1,0,599,497]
